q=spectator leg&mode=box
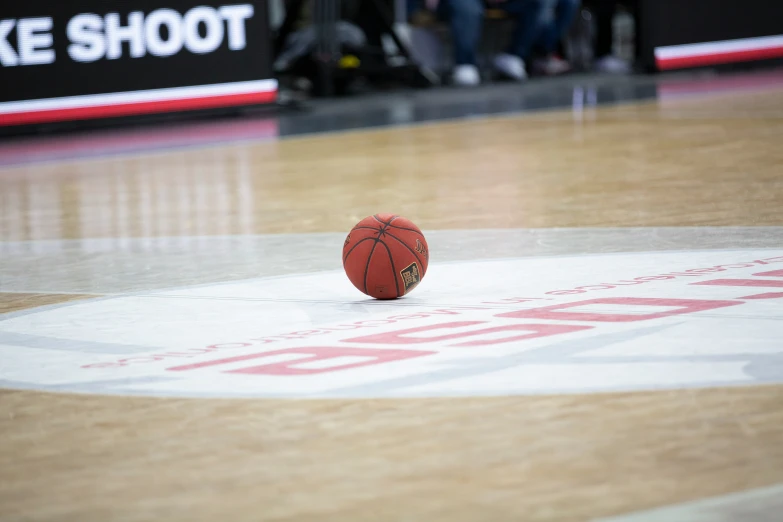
[503,0,546,60]
[539,0,581,54]
[592,0,618,58]
[440,0,484,65]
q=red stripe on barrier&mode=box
[657,45,783,70]
[0,89,277,127]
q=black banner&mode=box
[0,0,275,126]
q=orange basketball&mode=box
[343,214,429,299]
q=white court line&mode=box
[594,483,783,522]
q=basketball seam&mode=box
[386,223,425,236]
[381,215,424,236]
[363,240,380,294]
[343,237,375,264]
[372,214,398,226]
[378,239,401,298]
[363,217,398,295]
[351,226,383,232]
[385,231,427,270]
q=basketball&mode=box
[343,214,429,299]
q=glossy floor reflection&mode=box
[2,67,783,167]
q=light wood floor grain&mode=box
[1,85,782,521]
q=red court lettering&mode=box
[605,280,645,286]
[167,346,432,375]
[496,297,741,322]
[692,275,783,300]
[206,342,253,350]
[754,270,783,277]
[343,321,483,344]
[342,321,593,346]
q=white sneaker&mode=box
[533,55,571,76]
[594,55,631,74]
[452,64,480,86]
[493,53,527,81]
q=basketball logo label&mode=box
[344,234,351,247]
[415,239,428,260]
[400,262,421,293]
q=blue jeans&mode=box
[536,0,580,53]
[438,0,545,65]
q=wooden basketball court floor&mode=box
[1,69,783,522]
